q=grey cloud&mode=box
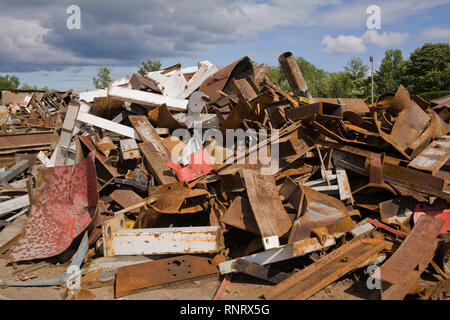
[0,0,448,72]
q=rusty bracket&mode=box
[115,255,219,298]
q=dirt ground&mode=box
[0,254,377,301]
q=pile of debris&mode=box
[0,52,449,300]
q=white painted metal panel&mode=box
[77,112,141,140]
[107,87,188,111]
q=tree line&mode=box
[268,43,450,100]
[1,43,448,101]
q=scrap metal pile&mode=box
[0,52,449,300]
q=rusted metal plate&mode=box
[221,196,260,235]
[147,181,188,213]
[115,255,219,298]
[408,135,450,175]
[147,104,186,130]
[253,64,270,87]
[128,115,171,160]
[379,215,444,299]
[279,177,303,213]
[408,110,449,158]
[9,152,98,262]
[264,237,385,300]
[129,73,161,93]
[386,84,411,114]
[231,78,258,101]
[199,56,253,103]
[379,197,415,225]
[96,136,118,157]
[288,185,354,243]
[0,132,53,154]
[139,142,177,185]
[383,162,450,200]
[242,168,292,238]
[374,98,430,160]
[109,189,144,214]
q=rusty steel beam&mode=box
[284,102,342,122]
[220,196,260,235]
[139,141,177,185]
[278,52,312,98]
[0,132,53,154]
[128,115,171,160]
[115,255,219,298]
[383,162,450,200]
[264,237,385,300]
[242,167,292,248]
[379,215,444,300]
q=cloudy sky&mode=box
[1,0,449,91]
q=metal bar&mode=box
[242,168,292,247]
[107,86,188,111]
[367,218,408,238]
[0,195,30,218]
[212,274,232,300]
[115,255,219,298]
[264,237,385,300]
[102,213,224,256]
[379,215,444,300]
[278,52,312,99]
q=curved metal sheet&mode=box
[9,152,98,262]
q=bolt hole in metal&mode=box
[173,260,181,266]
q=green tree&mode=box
[344,57,369,98]
[0,75,20,91]
[328,72,354,98]
[20,84,50,91]
[402,43,450,95]
[92,67,112,89]
[296,57,330,98]
[267,65,290,92]
[375,49,405,94]
[138,59,162,76]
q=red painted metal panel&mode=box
[9,152,98,262]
